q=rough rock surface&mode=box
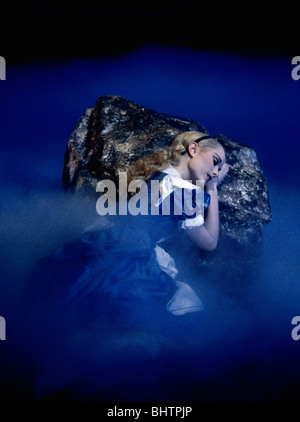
[62,95,272,252]
[62,95,207,193]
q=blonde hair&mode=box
[126,131,223,185]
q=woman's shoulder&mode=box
[146,166,211,228]
[147,170,170,183]
[149,166,210,204]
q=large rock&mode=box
[62,95,272,251]
[62,95,207,193]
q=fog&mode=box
[0,46,300,401]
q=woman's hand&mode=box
[217,162,229,185]
[190,163,229,251]
[206,163,229,191]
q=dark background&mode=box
[1,0,300,408]
[2,1,298,63]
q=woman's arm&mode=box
[187,164,229,251]
[187,185,219,251]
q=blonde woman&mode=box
[127,131,228,252]
[27,131,230,397]
[66,131,229,316]
[120,131,228,315]
[32,131,229,320]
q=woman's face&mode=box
[187,145,226,185]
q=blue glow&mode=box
[0,45,300,401]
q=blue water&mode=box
[1,45,300,402]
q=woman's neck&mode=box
[173,158,191,181]
[173,159,205,189]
